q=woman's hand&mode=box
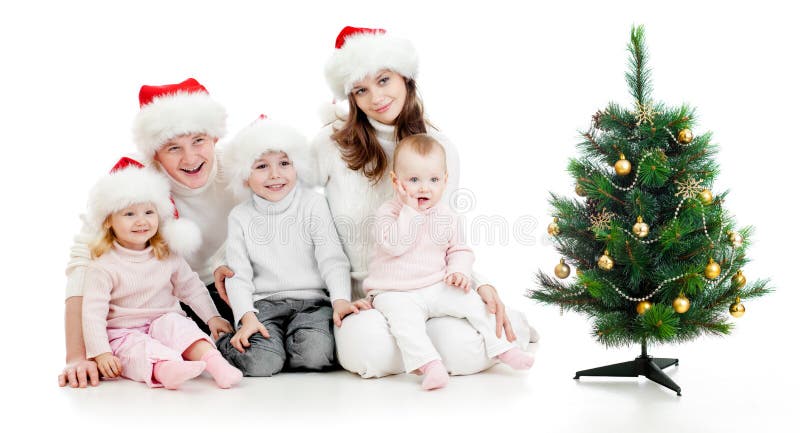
[208,316,234,340]
[230,312,269,353]
[58,358,100,388]
[477,284,517,342]
[94,353,122,379]
[213,265,234,305]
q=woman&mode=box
[59,78,239,387]
[313,26,538,378]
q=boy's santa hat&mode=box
[132,78,227,164]
[324,26,418,100]
[87,157,202,256]
[223,115,314,201]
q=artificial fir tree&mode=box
[529,26,771,395]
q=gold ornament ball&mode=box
[575,183,587,197]
[677,128,694,144]
[598,250,614,271]
[632,216,650,238]
[615,154,632,176]
[699,189,714,205]
[547,217,560,236]
[636,300,653,315]
[732,270,747,288]
[728,231,743,248]
[705,258,721,279]
[729,297,746,318]
[554,258,571,279]
[673,293,691,314]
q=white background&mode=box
[1,1,797,432]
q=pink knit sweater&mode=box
[82,243,220,359]
[363,199,474,292]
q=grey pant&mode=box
[216,298,335,377]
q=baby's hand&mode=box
[445,272,471,292]
[231,312,270,353]
[393,179,418,210]
[208,316,234,340]
[94,353,122,379]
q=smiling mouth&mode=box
[375,101,392,113]
[132,228,151,234]
[180,162,205,174]
[266,184,286,191]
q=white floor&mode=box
[25,296,794,433]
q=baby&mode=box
[363,133,534,390]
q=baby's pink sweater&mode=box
[363,199,474,292]
[82,243,220,359]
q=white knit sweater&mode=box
[65,152,238,298]
[312,117,472,298]
[225,185,351,326]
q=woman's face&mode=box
[153,133,217,189]
[351,69,407,125]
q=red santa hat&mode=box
[324,26,418,100]
[87,157,202,256]
[132,78,227,164]
[223,115,314,201]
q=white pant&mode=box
[371,283,515,372]
[334,283,537,377]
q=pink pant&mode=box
[107,312,213,387]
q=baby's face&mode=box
[247,151,297,202]
[393,147,448,211]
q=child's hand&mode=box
[393,178,418,210]
[230,312,270,354]
[208,316,234,340]
[332,299,363,328]
[94,353,122,379]
[445,272,471,292]
[352,297,373,311]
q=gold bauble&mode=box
[729,297,746,318]
[677,128,694,144]
[598,250,614,271]
[636,300,653,315]
[672,293,691,314]
[575,183,587,197]
[728,231,743,248]
[632,216,650,238]
[704,257,721,279]
[554,258,571,279]
[732,270,747,288]
[547,217,560,236]
[614,153,632,176]
[699,189,713,205]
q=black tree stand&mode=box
[573,341,681,395]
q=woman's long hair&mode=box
[330,78,427,183]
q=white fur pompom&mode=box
[161,218,202,257]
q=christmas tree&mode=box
[528,26,771,395]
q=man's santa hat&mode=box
[132,78,226,164]
[223,115,314,201]
[87,157,201,256]
[324,26,418,101]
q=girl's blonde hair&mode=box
[90,215,170,260]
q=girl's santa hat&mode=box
[132,78,227,164]
[223,115,314,201]
[87,157,202,256]
[324,26,418,101]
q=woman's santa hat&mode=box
[87,157,202,256]
[324,26,418,101]
[132,78,227,164]
[223,115,314,201]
